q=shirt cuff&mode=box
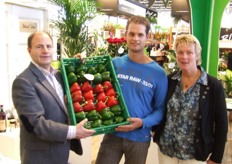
[67,126,76,139]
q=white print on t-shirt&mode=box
[117,74,153,88]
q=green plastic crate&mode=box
[60,55,130,135]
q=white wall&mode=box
[0,1,8,108]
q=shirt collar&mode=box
[171,66,208,86]
[31,60,55,76]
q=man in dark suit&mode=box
[12,31,95,164]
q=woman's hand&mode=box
[74,53,82,58]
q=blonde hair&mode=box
[174,34,202,65]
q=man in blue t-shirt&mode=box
[96,15,168,164]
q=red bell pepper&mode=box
[73,102,83,113]
[83,90,94,101]
[83,100,96,112]
[93,84,104,94]
[81,81,92,92]
[70,82,81,93]
[71,90,84,103]
[106,96,119,107]
[103,81,113,91]
[96,92,107,102]
[105,88,116,97]
[96,100,108,112]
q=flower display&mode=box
[106,37,128,57]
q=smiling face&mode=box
[174,34,202,73]
[27,32,53,71]
[125,22,148,54]
[176,42,198,73]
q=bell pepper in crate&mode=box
[83,90,94,101]
[84,121,92,129]
[73,102,83,113]
[105,88,116,97]
[103,81,113,91]
[71,90,83,103]
[106,96,119,107]
[103,119,114,126]
[83,100,95,112]
[81,81,92,92]
[101,71,111,81]
[93,84,104,94]
[99,108,114,120]
[77,71,86,84]
[66,64,75,74]
[110,104,122,116]
[76,64,87,74]
[87,66,97,74]
[97,92,107,102]
[114,116,125,123]
[67,72,77,86]
[96,64,106,73]
[70,82,81,93]
[86,110,101,121]
[96,100,107,112]
[93,73,102,84]
[91,119,102,128]
[75,111,86,122]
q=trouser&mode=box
[158,150,206,164]
[95,134,150,164]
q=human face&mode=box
[28,32,53,71]
[125,22,148,54]
[176,42,198,73]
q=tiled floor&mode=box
[91,119,232,164]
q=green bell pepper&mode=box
[91,119,102,128]
[84,121,92,129]
[114,116,124,123]
[75,111,86,123]
[77,71,86,83]
[67,72,77,86]
[103,119,114,126]
[76,64,87,74]
[86,110,101,121]
[66,64,75,74]
[87,66,97,74]
[93,73,102,84]
[110,105,122,116]
[101,71,111,81]
[100,108,114,120]
[97,64,106,73]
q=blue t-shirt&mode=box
[112,55,168,142]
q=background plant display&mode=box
[106,37,128,57]
[49,0,99,58]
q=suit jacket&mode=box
[12,63,82,164]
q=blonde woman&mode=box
[153,34,228,164]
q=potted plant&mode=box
[49,0,99,58]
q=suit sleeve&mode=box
[12,76,69,142]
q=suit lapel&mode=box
[29,63,68,116]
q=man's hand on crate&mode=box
[115,117,143,132]
[75,118,96,138]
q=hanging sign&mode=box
[220,28,232,41]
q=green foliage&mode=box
[218,69,232,98]
[223,70,232,97]
[146,16,157,24]
[163,50,178,75]
[49,0,99,57]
